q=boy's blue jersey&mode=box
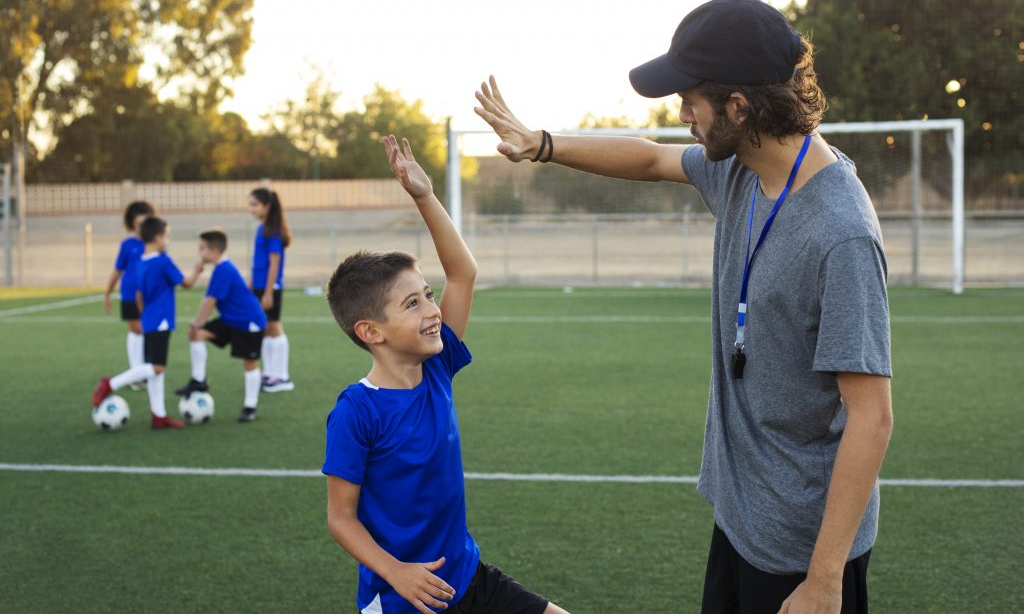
[136,252,184,333]
[114,237,145,302]
[252,224,285,290]
[322,323,480,614]
[206,259,267,332]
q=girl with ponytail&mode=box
[249,188,294,392]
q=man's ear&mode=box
[725,92,750,126]
[354,320,384,347]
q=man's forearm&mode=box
[543,134,679,182]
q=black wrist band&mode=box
[540,130,553,163]
[530,130,548,163]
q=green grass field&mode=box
[1,286,1021,613]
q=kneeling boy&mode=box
[175,229,267,423]
[322,136,570,614]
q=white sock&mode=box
[111,363,156,390]
[261,336,273,378]
[127,332,144,368]
[190,341,207,382]
[244,368,261,408]
[147,372,166,418]
[275,335,290,380]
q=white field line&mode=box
[0,463,1021,487]
[0,294,104,317]
[1,314,1022,325]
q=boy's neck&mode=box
[365,353,425,390]
[143,243,162,255]
[736,133,837,199]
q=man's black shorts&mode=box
[701,524,870,614]
[120,300,141,321]
[448,560,548,614]
[143,331,171,366]
[252,287,283,322]
[203,319,263,360]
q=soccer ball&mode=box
[179,392,215,425]
[93,395,130,431]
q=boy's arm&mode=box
[326,476,456,614]
[135,290,143,314]
[103,269,122,314]
[475,75,692,184]
[384,135,477,338]
[179,261,204,289]
[190,296,217,334]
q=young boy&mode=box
[322,136,570,614]
[174,229,267,423]
[92,216,203,429]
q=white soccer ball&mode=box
[179,391,215,425]
[93,395,130,432]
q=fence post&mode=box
[84,223,94,286]
[502,215,510,284]
[330,225,337,265]
[911,129,922,286]
[121,179,135,208]
[591,217,599,284]
[2,163,10,286]
[682,206,691,281]
[446,120,463,235]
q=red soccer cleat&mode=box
[151,414,186,429]
[92,377,113,408]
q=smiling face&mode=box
[679,88,747,162]
[361,267,443,360]
[248,195,268,221]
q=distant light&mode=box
[945,80,961,94]
[885,135,895,147]
[116,105,126,115]
[922,113,929,120]
[982,122,992,131]
[957,98,967,108]
[993,28,1002,36]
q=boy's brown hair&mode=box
[326,250,419,351]
[139,216,168,244]
[198,228,228,253]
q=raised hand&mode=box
[384,134,432,199]
[386,557,456,614]
[474,75,543,162]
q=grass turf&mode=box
[0,286,1021,612]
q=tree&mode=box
[262,68,342,179]
[1,0,252,167]
[789,0,1023,205]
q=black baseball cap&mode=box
[629,0,802,98]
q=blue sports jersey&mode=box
[207,259,267,332]
[252,223,285,290]
[322,323,480,614]
[114,237,145,302]
[136,252,184,333]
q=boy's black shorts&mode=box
[203,319,262,360]
[252,287,283,322]
[448,560,548,614]
[701,524,870,614]
[143,331,171,366]
[120,300,140,321]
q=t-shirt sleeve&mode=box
[205,266,227,300]
[433,322,472,379]
[812,237,892,376]
[164,257,186,287]
[321,394,373,484]
[114,241,130,271]
[267,235,283,255]
[682,145,721,217]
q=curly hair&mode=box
[696,37,826,148]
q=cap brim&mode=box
[629,54,702,98]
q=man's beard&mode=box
[700,111,746,162]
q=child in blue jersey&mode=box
[248,188,294,393]
[102,200,155,386]
[322,136,571,614]
[175,229,267,423]
[93,216,203,429]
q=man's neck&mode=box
[736,133,837,199]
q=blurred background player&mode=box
[323,136,569,614]
[93,216,203,429]
[248,188,294,393]
[175,229,267,423]
[102,200,156,390]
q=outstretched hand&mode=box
[384,135,432,199]
[474,75,542,162]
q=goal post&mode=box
[447,119,966,293]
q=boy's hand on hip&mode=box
[386,557,456,614]
[384,135,433,199]
[777,576,841,614]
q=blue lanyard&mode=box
[735,134,812,350]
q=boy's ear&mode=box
[354,320,384,347]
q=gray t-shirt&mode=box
[683,144,891,574]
